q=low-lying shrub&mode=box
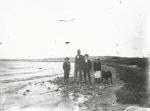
[107,57,149,68]
[115,64,148,106]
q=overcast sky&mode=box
[0,0,149,59]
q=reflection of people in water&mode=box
[63,57,70,84]
[74,49,84,83]
[61,87,69,102]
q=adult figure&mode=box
[74,49,84,83]
[83,54,92,84]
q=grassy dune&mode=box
[105,57,149,107]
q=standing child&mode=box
[93,59,101,84]
[83,54,92,84]
[63,57,70,84]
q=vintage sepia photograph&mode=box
[0,0,150,111]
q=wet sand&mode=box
[0,61,128,111]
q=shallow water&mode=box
[0,61,131,111]
[0,61,78,111]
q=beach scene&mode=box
[0,0,150,111]
[0,57,149,111]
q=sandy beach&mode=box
[0,60,148,111]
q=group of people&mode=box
[63,49,102,84]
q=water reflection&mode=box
[62,86,70,100]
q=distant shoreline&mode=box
[0,59,65,62]
[0,56,148,63]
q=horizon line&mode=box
[0,55,148,60]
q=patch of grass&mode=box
[114,64,149,106]
[103,57,149,106]
[106,57,149,68]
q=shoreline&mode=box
[1,60,148,111]
[48,64,128,111]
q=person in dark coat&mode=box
[74,49,84,83]
[63,57,70,84]
[93,59,101,84]
[83,54,92,83]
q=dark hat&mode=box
[77,49,81,52]
[84,54,89,57]
[65,57,69,60]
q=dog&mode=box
[101,70,112,84]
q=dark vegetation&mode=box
[115,65,148,106]
[106,57,148,68]
[106,57,149,106]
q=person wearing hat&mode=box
[63,57,70,84]
[74,49,84,83]
[83,54,92,84]
[93,58,102,84]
